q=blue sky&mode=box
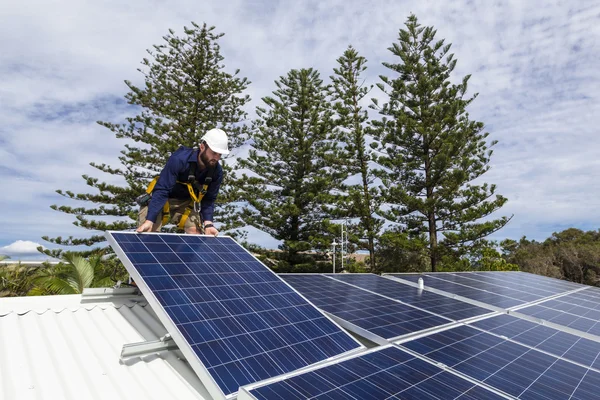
[1,0,600,259]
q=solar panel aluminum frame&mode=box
[237,344,399,400]
[106,232,366,400]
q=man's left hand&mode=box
[203,222,219,236]
[205,226,219,236]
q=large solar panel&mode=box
[400,324,600,399]
[329,274,492,321]
[106,232,363,399]
[239,345,506,400]
[281,274,452,343]
[387,272,562,309]
[471,314,600,369]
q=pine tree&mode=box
[239,68,339,271]
[43,23,250,257]
[371,15,511,271]
[329,46,382,270]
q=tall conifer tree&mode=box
[44,23,250,256]
[239,68,339,270]
[371,15,510,271]
[329,46,382,270]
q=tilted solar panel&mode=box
[281,274,452,343]
[239,345,506,400]
[329,273,492,321]
[400,324,600,399]
[106,232,363,399]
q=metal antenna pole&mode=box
[332,241,338,273]
[340,222,345,272]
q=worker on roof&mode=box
[136,128,229,236]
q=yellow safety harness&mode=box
[143,162,214,230]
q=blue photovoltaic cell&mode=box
[329,274,492,321]
[517,295,600,338]
[281,274,451,340]
[248,346,505,400]
[108,232,362,398]
[389,272,550,308]
[471,314,600,370]
[401,325,600,399]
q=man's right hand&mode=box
[136,220,155,233]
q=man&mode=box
[136,128,229,236]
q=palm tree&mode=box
[1,256,44,297]
[29,253,115,295]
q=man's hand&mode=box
[136,220,154,233]
[203,221,219,237]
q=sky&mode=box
[1,0,599,259]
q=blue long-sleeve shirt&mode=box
[146,146,223,224]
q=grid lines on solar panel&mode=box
[468,271,582,294]
[245,346,506,400]
[471,314,600,370]
[400,324,600,399]
[389,273,550,308]
[108,233,362,398]
[281,274,451,341]
[517,291,600,338]
[329,274,492,321]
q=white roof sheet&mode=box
[0,290,211,400]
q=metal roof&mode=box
[0,289,211,400]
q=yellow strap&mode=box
[146,177,159,194]
[178,208,192,230]
[162,202,170,226]
[144,177,170,225]
[144,177,210,229]
[176,183,209,230]
[177,181,209,204]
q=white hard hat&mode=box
[200,128,230,155]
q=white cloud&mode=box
[0,240,44,256]
[1,0,600,250]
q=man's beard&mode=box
[200,149,218,167]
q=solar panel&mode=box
[467,271,582,294]
[329,274,492,321]
[106,232,363,399]
[516,293,600,338]
[400,324,600,399]
[281,274,452,343]
[528,290,600,314]
[471,314,600,369]
[239,345,506,400]
[388,273,543,308]
[579,286,600,300]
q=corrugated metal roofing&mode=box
[0,291,211,400]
